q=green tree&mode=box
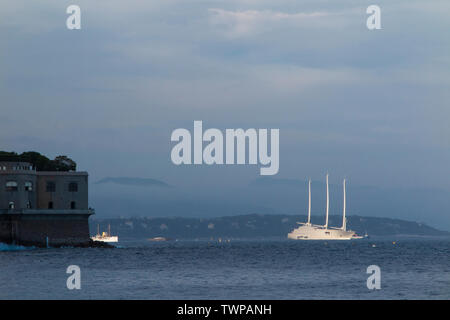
[0,151,77,171]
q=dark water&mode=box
[1,238,449,299]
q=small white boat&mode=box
[91,224,118,243]
[148,237,167,242]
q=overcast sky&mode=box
[1,0,450,193]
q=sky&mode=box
[1,1,450,227]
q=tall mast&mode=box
[342,179,347,231]
[108,224,111,236]
[307,178,311,225]
[325,174,329,228]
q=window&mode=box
[68,182,78,192]
[48,201,53,209]
[46,181,56,192]
[8,202,14,209]
[25,181,33,191]
[26,201,32,209]
[70,201,76,209]
[6,181,18,191]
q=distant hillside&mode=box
[95,177,170,188]
[90,214,450,239]
[90,177,450,231]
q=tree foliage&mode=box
[0,151,76,171]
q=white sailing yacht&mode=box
[288,175,359,240]
[91,224,119,243]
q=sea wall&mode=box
[0,213,91,247]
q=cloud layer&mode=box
[1,0,450,226]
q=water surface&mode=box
[1,238,449,299]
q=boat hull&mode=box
[288,224,356,240]
[91,236,118,243]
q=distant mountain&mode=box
[90,214,450,240]
[95,177,170,188]
[248,177,450,230]
[250,177,306,187]
[89,176,450,231]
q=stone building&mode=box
[0,161,94,247]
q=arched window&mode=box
[6,181,18,191]
[8,202,15,209]
[48,201,54,209]
[25,181,33,191]
[70,201,76,209]
[68,182,78,192]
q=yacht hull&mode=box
[287,224,356,240]
[91,235,118,243]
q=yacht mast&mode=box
[325,174,329,228]
[342,179,347,231]
[307,179,311,225]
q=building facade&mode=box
[0,161,94,247]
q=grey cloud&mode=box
[1,0,449,228]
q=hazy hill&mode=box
[90,176,450,231]
[95,177,170,188]
[90,214,450,240]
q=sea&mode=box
[0,237,449,300]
